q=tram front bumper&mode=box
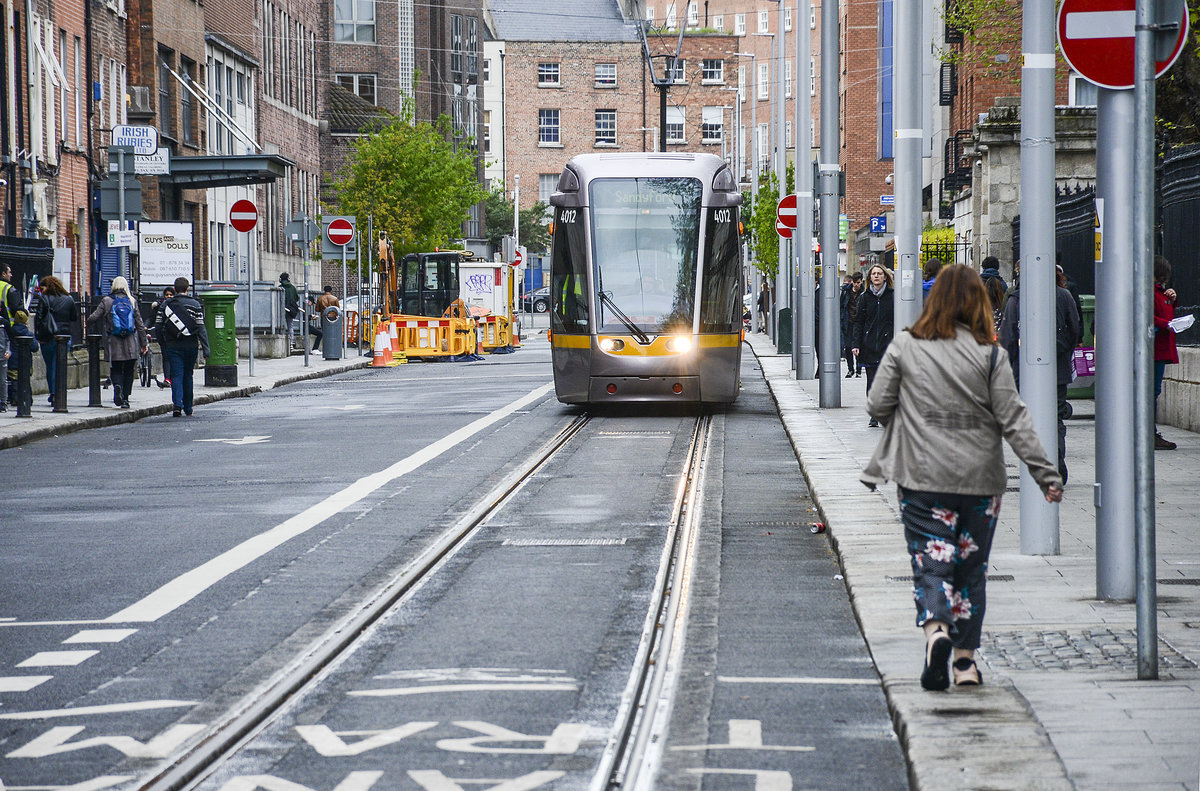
[588,375,700,402]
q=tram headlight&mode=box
[599,337,626,352]
[666,335,692,353]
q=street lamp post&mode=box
[735,51,760,332]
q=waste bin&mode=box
[777,307,793,355]
[200,290,239,387]
[321,304,342,360]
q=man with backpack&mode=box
[155,277,209,417]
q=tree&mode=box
[483,189,551,253]
[1157,6,1200,148]
[746,163,794,281]
[331,98,488,259]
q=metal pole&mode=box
[659,84,668,152]
[52,334,69,412]
[1132,0,1158,680]
[363,215,371,357]
[775,19,787,339]
[818,0,842,401]
[248,230,255,377]
[751,54,759,334]
[1018,0,1059,554]
[117,149,128,281]
[893,0,922,331]
[342,234,349,360]
[1094,88,1136,600]
[795,0,816,381]
[87,333,102,406]
[302,219,310,368]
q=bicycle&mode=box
[138,345,170,389]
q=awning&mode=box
[158,153,294,189]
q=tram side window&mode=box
[551,207,589,332]
[699,206,742,333]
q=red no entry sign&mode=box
[327,217,355,247]
[775,219,793,240]
[1057,0,1188,90]
[776,194,799,230]
[230,199,258,233]
[512,248,524,267]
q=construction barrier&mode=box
[388,311,477,358]
[369,318,405,367]
[345,311,359,344]
[473,314,515,352]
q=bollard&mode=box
[53,333,70,413]
[87,334,103,407]
[13,335,33,418]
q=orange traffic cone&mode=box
[372,323,394,367]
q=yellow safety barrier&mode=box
[388,304,478,359]
[472,314,514,352]
[369,316,405,366]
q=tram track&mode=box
[134,414,593,791]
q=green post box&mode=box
[777,307,793,355]
[200,290,239,387]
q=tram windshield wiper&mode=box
[599,290,652,345]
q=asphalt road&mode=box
[0,332,907,790]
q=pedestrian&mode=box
[34,276,79,404]
[306,295,324,353]
[861,264,1063,691]
[840,271,864,376]
[851,263,895,425]
[1153,255,1180,450]
[998,265,1081,482]
[983,275,1006,338]
[756,281,770,332]
[979,256,1007,297]
[0,263,23,406]
[921,258,943,302]
[87,276,148,409]
[316,285,339,313]
[280,272,300,351]
[155,276,209,417]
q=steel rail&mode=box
[135,414,592,791]
[591,413,713,791]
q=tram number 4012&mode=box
[714,209,734,224]
[559,209,578,224]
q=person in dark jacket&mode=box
[155,277,210,417]
[34,276,79,404]
[0,263,23,406]
[87,276,148,408]
[840,271,864,376]
[280,273,300,351]
[851,263,895,425]
[921,258,943,303]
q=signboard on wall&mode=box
[139,222,194,285]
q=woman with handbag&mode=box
[34,276,79,404]
[861,265,1063,690]
[87,276,148,408]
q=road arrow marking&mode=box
[194,436,271,445]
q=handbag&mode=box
[1071,346,1095,378]
[37,302,59,341]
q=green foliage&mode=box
[938,0,1021,71]
[746,163,796,280]
[1157,8,1200,148]
[483,189,551,253]
[330,97,488,261]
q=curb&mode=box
[0,359,370,451]
[750,346,1074,791]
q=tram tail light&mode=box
[672,383,684,394]
[607,383,618,394]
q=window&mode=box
[466,17,478,78]
[666,4,676,27]
[537,62,560,86]
[158,50,173,138]
[335,0,375,43]
[786,121,792,148]
[713,14,723,30]
[668,58,685,83]
[785,59,793,97]
[666,105,685,144]
[595,62,617,87]
[812,6,817,28]
[237,71,246,103]
[450,14,462,76]
[646,6,654,24]
[701,59,724,83]
[483,110,491,152]
[701,106,723,144]
[811,57,817,95]
[73,37,82,146]
[786,7,793,31]
[539,173,557,204]
[1068,73,1097,107]
[538,109,560,144]
[687,2,698,26]
[758,9,769,32]
[735,13,745,35]
[483,58,490,83]
[335,73,377,104]
[757,62,769,100]
[59,29,69,144]
[181,57,197,145]
[595,109,616,146]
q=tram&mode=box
[547,153,744,404]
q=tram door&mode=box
[399,253,461,316]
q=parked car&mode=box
[521,286,550,313]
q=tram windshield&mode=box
[590,177,700,334]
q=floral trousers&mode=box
[899,486,1001,651]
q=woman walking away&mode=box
[851,264,895,425]
[860,265,1063,691]
[34,276,79,403]
[1153,255,1180,450]
[87,276,148,408]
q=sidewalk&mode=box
[0,350,371,450]
[747,334,1200,791]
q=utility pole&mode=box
[893,0,922,331]
[794,0,815,381]
[775,9,787,337]
[818,0,842,403]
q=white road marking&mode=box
[17,651,98,667]
[0,700,198,719]
[6,723,205,758]
[62,628,137,644]
[348,682,577,698]
[296,722,438,756]
[686,768,793,791]
[194,435,271,445]
[407,771,564,791]
[0,777,137,791]
[717,675,877,685]
[0,676,52,692]
[103,383,554,624]
[670,719,814,753]
[327,404,365,411]
[217,773,384,791]
[436,722,587,754]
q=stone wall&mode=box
[1160,347,1200,433]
